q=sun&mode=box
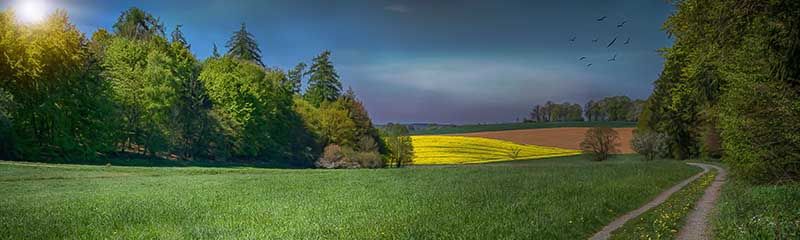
[14,0,49,24]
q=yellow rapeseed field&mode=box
[411,135,581,165]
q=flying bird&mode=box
[586,63,593,67]
[608,54,617,61]
[579,56,587,61]
[569,36,576,42]
[606,37,617,48]
[617,21,627,28]
[592,38,599,43]
[596,16,607,21]
[624,37,630,45]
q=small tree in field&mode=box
[580,127,620,161]
[631,130,667,161]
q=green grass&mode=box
[0,155,698,239]
[610,169,717,240]
[713,179,800,239]
[411,121,636,135]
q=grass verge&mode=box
[713,179,800,239]
[609,169,717,240]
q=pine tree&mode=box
[225,23,263,66]
[286,62,306,94]
[170,24,189,48]
[305,51,341,106]
[211,43,220,58]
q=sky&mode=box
[0,0,676,124]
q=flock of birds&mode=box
[570,16,632,68]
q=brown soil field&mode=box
[451,127,635,154]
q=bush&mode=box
[580,127,619,161]
[631,130,667,161]
[315,144,383,169]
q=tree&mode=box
[305,51,342,106]
[170,24,189,48]
[225,23,263,66]
[211,43,220,58]
[286,62,306,94]
[631,130,667,161]
[383,123,413,167]
[2,10,116,160]
[113,7,164,40]
[199,57,295,160]
[580,127,619,161]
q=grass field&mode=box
[411,135,581,164]
[410,121,637,135]
[0,155,699,239]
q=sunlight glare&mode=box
[15,0,48,24]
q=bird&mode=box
[624,37,630,45]
[569,36,576,42]
[586,63,593,67]
[606,37,617,48]
[579,56,587,61]
[617,21,627,28]
[592,38,599,43]
[596,16,607,21]
[608,54,617,61]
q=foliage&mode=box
[631,130,668,161]
[580,127,620,161]
[610,170,717,240]
[198,57,295,161]
[584,96,646,122]
[315,144,383,169]
[1,10,117,161]
[170,24,189,48]
[0,88,14,159]
[0,155,699,239]
[304,51,341,106]
[286,62,306,94]
[646,0,800,182]
[528,101,583,122]
[382,123,413,167]
[411,135,580,164]
[714,179,800,239]
[112,7,165,40]
[225,23,263,66]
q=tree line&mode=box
[526,96,645,122]
[636,0,800,183]
[0,8,413,168]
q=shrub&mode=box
[631,130,667,161]
[315,144,383,169]
[349,151,384,168]
[580,127,619,161]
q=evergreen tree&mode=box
[211,43,220,58]
[305,51,341,106]
[286,62,306,94]
[225,23,263,66]
[170,24,189,48]
[113,7,164,40]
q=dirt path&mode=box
[588,163,712,240]
[676,163,727,240]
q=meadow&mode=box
[411,135,580,164]
[411,121,636,135]
[0,155,699,239]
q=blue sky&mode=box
[0,0,675,124]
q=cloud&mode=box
[383,4,410,13]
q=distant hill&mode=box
[410,121,637,135]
